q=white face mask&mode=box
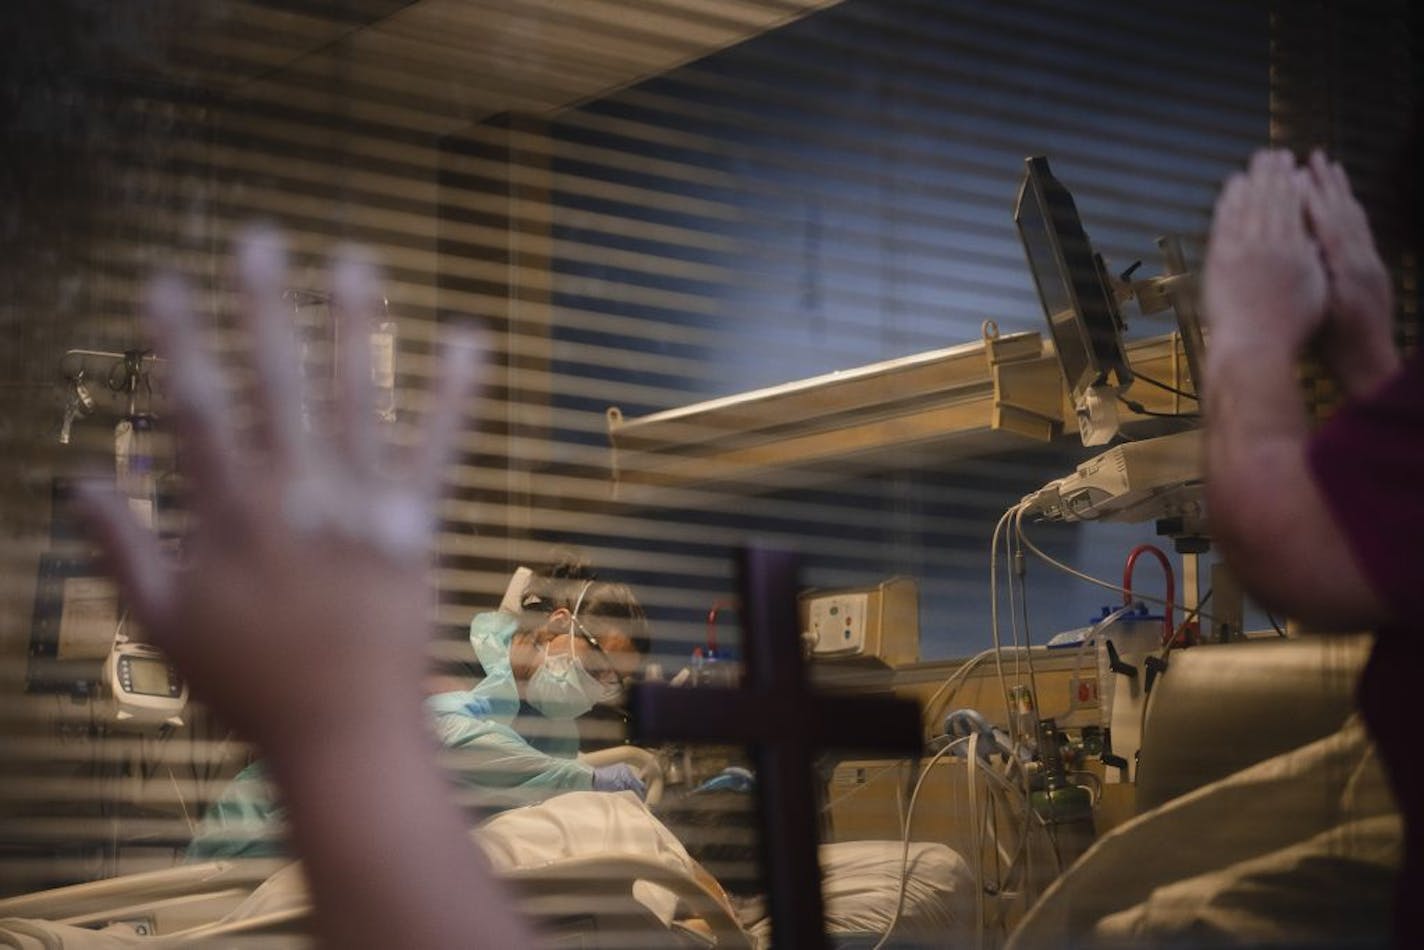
[526,643,606,719]
[525,583,622,719]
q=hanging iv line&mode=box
[285,287,397,424]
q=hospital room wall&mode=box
[0,94,197,890]
[1,0,1416,898]
[0,79,586,663]
[0,62,234,892]
[0,3,750,887]
[520,0,1272,663]
[0,70,518,892]
[0,22,715,883]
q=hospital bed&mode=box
[8,638,1377,948]
[1007,634,1396,949]
[0,746,975,949]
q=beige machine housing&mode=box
[799,577,919,668]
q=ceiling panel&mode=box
[153,0,841,133]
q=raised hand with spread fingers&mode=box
[77,226,533,949]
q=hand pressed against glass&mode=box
[77,226,483,752]
[1299,149,1401,398]
[1203,149,1329,356]
[75,227,534,950]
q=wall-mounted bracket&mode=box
[982,322,1063,442]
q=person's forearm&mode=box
[1206,343,1310,446]
[1206,342,1390,628]
[1206,344,1307,595]
[266,705,536,949]
[442,742,595,793]
[432,734,589,797]
[432,706,595,791]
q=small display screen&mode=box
[1014,156,1128,396]
[126,657,171,696]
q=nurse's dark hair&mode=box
[522,552,651,657]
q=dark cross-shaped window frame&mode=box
[630,547,923,949]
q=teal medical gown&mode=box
[186,611,595,861]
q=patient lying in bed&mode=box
[187,608,644,862]
[0,791,976,949]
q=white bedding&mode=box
[1,791,974,948]
[1008,716,1400,949]
[2,794,690,949]
[1090,814,1398,946]
[0,921,150,950]
[743,839,975,946]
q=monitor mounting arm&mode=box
[1107,235,1204,400]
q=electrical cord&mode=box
[1007,747,1039,909]
[991,506,1046,757]
[975,752,1040,911]
[1136,588,1215,746]
[1014,504,1222,629]
[989,508,1018,747]
[1121,397,1201,420]
[1131,372,1198,401]
[1010,506,1042,712]
[921,646,1047,732]
[993,502,1069,909]
[1003,505,1047,899]
[871,736,969,950]
[168,766,196,837]
[1068,770,1103,807]
[970,733,986,949]
[1160,588,1213,665]
[991,502,1201,924]
[921,653,990,730]
[866,732,1035,950]
[975,761,1033,942]
[1006,517,1024,687]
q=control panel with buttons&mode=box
[798,577,919,668]
[103,642,187,728]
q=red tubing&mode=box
[706,601,732,655]
[1124,544,1175,645]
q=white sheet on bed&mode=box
[0,790,976,948]
[213,790,717,933]
[479,789,723,927]
[1008,715,1400,949]
[0,791,715,948]
[481,790,697,874]
[1090,813,1399,946]
[0,919,145,950]
[742,839,975,946]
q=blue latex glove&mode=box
[591,763,647,799]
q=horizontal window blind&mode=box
[0,0,1414,944]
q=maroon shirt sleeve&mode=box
[1306,351,1424,619]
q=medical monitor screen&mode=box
[1014,156,1130,397]
[127,657,170,696]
